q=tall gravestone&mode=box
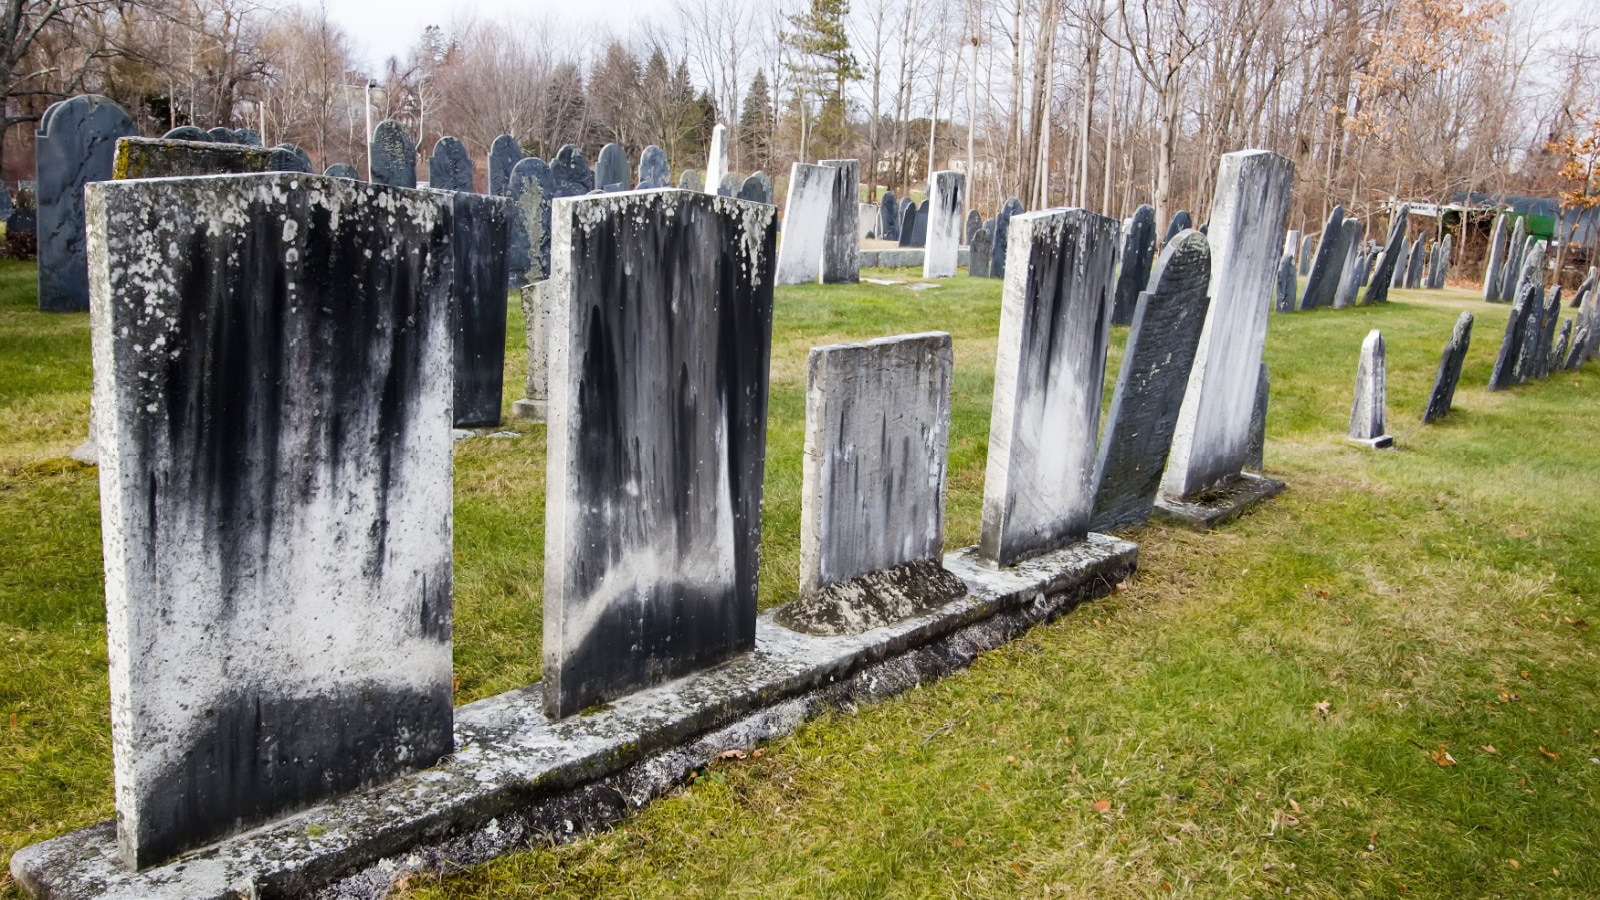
[543,189,775,718]
[979,208,1118,567]
[989,197,1024,280]
[1111,204,1158,325]
[1423,311,1474,423]
[1529,284,1562,379]
[1299,205,1345,311]
[910,199,929,247]
[968,224,992,278]
[1490,278,1539,391]
[450,191,514,427]
[1405,238,1427,288]
[637,144,670,188]
[739,171,774,205]
[1090,230,1212,532]
[36,94,135,312]
[1551,318,1573,372]
[86,172,455,868]
[369,120,417,188]
[1164,150,1294,498]
[1497,218,1527,302]
[879,190,900,241]
[922,170,965,278]
[427,136,474,193]
[1162,209,1192,248]
[897,198,918,248]
[1275,252,1298,312]
[507,157,551,285]
[596,143,630,191]
[1433,234,1453,288]
[1482,215,1509,302]
[1298,233,1315,275]
[551,144,594,197]
[1332,218,1366,309]
[775,162,837,285]
[1390,234,1410,288]
[1348,330,1392,448]
[704,123,728,194]
[488,134,523,196]
[1363,205,1409,305]
[966,208,982,244]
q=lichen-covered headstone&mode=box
[449,191,514,427]
[1299,205,1345,310]
[775,162,836,285]
[1550,318,1573,374]
[923,170,965,278]
[989,197,1024,281]
[427,136,474,193]
[1490,277,1539,391]
[506,157,550,286]
[717,171,742,197]
[113,136,277,180]
[677,169,703,191]
[1423,311,1473,423]
[369,120,417,188]
[488,134,522,196]
[1363,205,1409,305]
[551,144,593,197]
[36,94,134,312]
[1111,204,1158,325]
[1348,329,1392,448]
[596,143,630,192]
[85,172,455,867]
[878,190,900,241]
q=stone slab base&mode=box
[1348,435,1394,450]
[858,248,971,269]
[509,397,547,422]
[1153,472,1286,530]
[10,536,1136,900]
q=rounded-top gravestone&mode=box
[162,125,210,142]
[1161,209,1192,248]
[488,134,522,196]
[637,145,670,188]
[966,208,982,244]
[369,120,417,188]
[428,136,474,193]
[206,126,233,143]
[271,143,313,173]
[551,144,593,197]
[718,172,742,197]
[878,190,899,242]
[36,93,135,312]
[738,171,773,205]
[677,169,703,191]
[989,197,1024,280]
[596,143,630,192]
[233,128,263,147]
[323,163,360,179]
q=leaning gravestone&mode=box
[923,170,965,278]
[818,159,860,283]
[968,224,992,277]
[543,188,775,718]
[1497,218,1527,302]
[1490,278,1539,391]
[488,134,522,196]
[738,170,774,205]
[1298,205,1345,311]
[1423,311,1473,423]
[966,208,982,244]
[775,162,837,285]
[369,120,417,188]
[1530,285,1562,379]
[637,144,670,188]
[1162,209,1192,248]
[1112,204,1158,325]
[776,332,965,635]
[1363,204,1409,305]
[1332,218,1366,309]
[980,207,1118,566]
[595,143,630,192]
[507,157,551,286]
[85,171,455,867]
[427,136,474,193]
[1275,251,1298,312]
[1482,215,1508,302]
[449,191,514,428]
[324,163,360,179]
[897,198,917,248]
[1348,329,1393,448]
[112,136,278,179]
[1164,150,1294,500]
[1089,229,1212,532]
[1550,317,1572,374]
[879,190,900,241]
[551,144,594,197]
[910,199,929,247]
[1390,234,1410,288]
[36,94,135,312]
[989,197,1024,280]
[1245,364,1269,472]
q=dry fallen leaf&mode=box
[1520,671,1531,680]
[1509,859,1520,869]
[1483,745,1498,754]
[1289,798,1302,813]
[950,837,966,848]
[1539,746,1560,761]
[752,748,764,758]
[1431,744,1458,767]
[1314,700,1332,717]
[717,749,747,760]
[1570,619,1590,631]
[1092,799,1112,813]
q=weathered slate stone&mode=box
[966,208,982,244]
[1550,317,1572,375]
[922,170,965,278]
[1112,204,1158,325]
[1432,234,1453,288]
[112,136,276,180]
[989,197,1024,280]
[427,136,474,193]
[488,134,522,196]
[897,197,917,248]
[1245,364,1269,471]
[910,199,929,247]
[272,144,313,173]
[717,172,742,197]
[507,157,551,285]
[544,189,775,719]
[677,169,703,191]
[1510,240,1550,383]
[36,94,134,312]
[1423,311,1473,423]
[1332,218,1366,309]
[1164,149,1294,498]
[636,145,670,188]
[233,128,262,147]
[324,163,360,179]
[738,170,774,205]
[204,126,232,142]
[85,172,455,868]
[776,332,962,636]
[1389,234,1409,288]
[775,162,837,285]
[1162,209,1192,248]
[1490,278,1539,391]
[1298,205,1345,310]
[1532,285,1563,379]
[1362,206,1408,305]
[161,125,209,142]
[1089,229,1212,532]
[1349,329,1392,448]
[595,143,629,192]
[1284,229,1300,262]
[878,189,900,241]
[980,208,1118,566]
[369,120,417,188]
[1275,251,1298,312]
[1496,218,1527,302]
[449,191,514,427]
[968,224,992,277]
[1405,237,1427,288]
[551,144,593,197]
[1483,215,1508,301]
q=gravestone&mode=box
[1299,233,1315,275]
[1111,204,1158,325]
[1298,205,1345,310]
[989,197,1024,280]
[1332,218,1365,309]
[1363,204,1409,305]
[1489,279,1539,391]
[162,125,209,142]
[922,170,965,278]
[507,157,551,285]
[1550,318,1572,375]
[543,188,775,718]
[968,224,992,277]
[678,169,703,191]
[1405,238,1426,288]
[449,191,514,427]
[1509,240,1550,383]
[7,186,35,241]
[233,128,262,147]
[966,208,982,244]
[704,123,728,194]
[1483,215,1509,302]
[1389,235,1408,287]
[1348,329,1392,448]
[910,199,929,247]
[1275,252,1298,312]
[324,163,360,179]
[1245,364,1269,472]
[1164,149,1294,499]
[86,172,455,868]
[1089,230,1212,532]
[739,170,774,205]
[551,144,593,197]
[369,120,417,188]
[717,172,742,197]
[1284,229,1299,263]
[205,126,232,142]
[113,136,277,179]
[858,202,876,239]
[1432,235,1453,288]
[1532,285,1562,379]
[595,143,630,192]
[271,144,313,173]
[1162,209,1192,248]
[1423,310,1474,423]
[777,332,965,635]
[427,136,474,193]
[878,190,900,241]
[980,207,1119,566]
[637,144,670,188]
[775,162,837,285]
[896,198,917,247]
[1572,266,1595,309]
[488,134,522,196]
[36,94,135,312]
[1497,218,1527,302]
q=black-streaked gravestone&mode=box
[1162,209,1191,248]
[162,125,209,142]
[36,94,134,312]
[980,208,1118,566]
[923,170,965,278]
[1245,364,1269,471]
[112,136,277,179]
[595,143,629,192]
[819,159,860,283]
[966,208,982,244]
[1089,229,1212,532]
[1405,238,1426,288]
[879,190,900,241]
[1112,204,1158,325]
[1348,329,1392,448]
[205,126,231,142]
[544,188,775,719]
[1332,218,1366,309]
[678,169,703,191]
[428,136,474,193]
[1275,251,1298,312]
[1363,204,1409,305]
[85,172,455,868]
[507,157,550,286]
[968,224,992,277]
[323,163,360,179]
[450,191,514,427]
[1482,215,1508,302]
[989,197,1024,280]
[776,332,964,636]
[488,134,522,196]
[369,120,417,188]
[1423,310,1473,423]
[1490,279,1538,391]
[1497,218,1527,302]
[1164,149,1294,498]
[897,198,917,248]
[1298,205,1345,310]
[1510,241,1549,383]
[910,199,929,247]
[1533,285,1562,379]
[637,144,670,188]
[551,144,593,197]
[7,186,34,240]
[776,162,837,285]
[1299,233,1315,275]
[738,170,774,205]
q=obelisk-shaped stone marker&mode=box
[37,94,135,312]
[819,158,860,283]
[923,170,965,278]
[704,123,728,194]
[544,189,776,719]
[1164,149,1294,498]
[989,197,1024,280]
[1299,205,1345,310]
[1363,204,1409,305]
[1089,230,1213,532]
[979,208,1118,567]
[1483,215,1508,302]
[1349,329,1393,448]
[428,136,474,193]
[369,119,417,188]
[1275,251,1298,312]
[776,162,837,285]
[1112,204,1158,325]
[450,191,514,427]
[488,134,522,197]
[86,172,455,868]
[1423,311,1473,423]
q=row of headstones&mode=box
[82,148,1293,872]
[1279,205,1453,314]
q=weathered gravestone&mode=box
[595,143,630,192]
[1423,311,1474,423]
[85,172,455,867]
[112,136,278,179]
[543,188,775,718]
[678,169,703,191]
[966,208,982,244]
[968,224,992,278]
[1299,233,1315,275]
[637,144,670,188]
[1363,205,1409,305]
[717,172,742,197]
[205,126,232,143]
[979,207,1118,566]
[1162,209,1192,248]
[1332,218,1366,309]
[1509,241,1550,384]
[1284,229,1299,263]
[1490,278,1540,391]
[775,162,837,285]
[161,125,209,142]
[1299,205,1345,310]
[1405,238,1427,289]
[1112,204,1158,325]
[704,123,728,194]
[488,134,522,196]
[1348,329,1393,448]
[1245,364,1269,471]
[923,170,965,278]
[1275,252,1298,312]
[1163,149,1294,503]
[897,197,917,248]
[1482,215,1509,302]
[449,192,514,428]
[551,144,594,197]
[233,128,262,147]
[1527,284,1562,380]
[775,332,965,636]
[272,143,313,173]
[989,197,1024,280]
[739,170,774,205]
[369,120,417,188]
[1551,318,1572,374]
[910,199,929,247]
[507,157,552,286]
[36,94,135,312]
[1496,218,1527,302]
[427,136,474,193]
[878,190,900,241]
[323,163,360,179]
[1089,229,1212,532]
[858,202,876,239]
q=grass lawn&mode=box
[2,258,1599,897]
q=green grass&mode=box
[3,261,1599,897]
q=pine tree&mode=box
[783,0,860,159]
[738,71,774,173]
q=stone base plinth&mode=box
[1153,472,1285,530]
[1348,435,1394,450]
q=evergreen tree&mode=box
[784,0,860,159]
[738,71,774,173]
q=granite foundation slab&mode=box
[1153,472,1285,529]
[11,535,1136,900]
